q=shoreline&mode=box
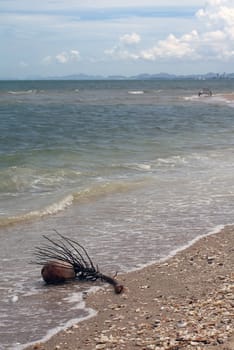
[25,225,234,350]
[221,93,234,101]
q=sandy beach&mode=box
[25,225,234,350]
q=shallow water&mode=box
[0,79,234,349]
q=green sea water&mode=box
[0,79,234,349]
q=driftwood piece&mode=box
[34,231,123,294]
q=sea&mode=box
[0,79,234,349]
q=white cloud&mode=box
[42,50,80,65]
[56,52,69,63]
[104,0,234,63]
[105,31,198,61]
[70,50,80,60]
[139,32,198,60]
[196,0,234,27]
[119,33,141,45]
[105,32,141,59]
[194,0,234,60]
[1,0,234,77]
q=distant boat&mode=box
[198,88,212,97]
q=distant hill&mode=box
[42,72,234,80]
[2,72,234,81]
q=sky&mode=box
[1,0,234,78]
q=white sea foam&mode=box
[185,93,234,108]
[11,295,19,303]
[41,194,74,215]
[8,90,36,95]
[183,95,199,101]
[128,90,144,94]
[63,291,83,305]
[12,308,97,350]
[0,194,74,226]
[124,162,152,171]
[125,224,229,273]
[161,224,226,263]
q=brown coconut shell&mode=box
[41,260,76,284]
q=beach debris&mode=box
[34,231,124,294]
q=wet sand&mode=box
[221,93,234,101]
[27,226,233,350]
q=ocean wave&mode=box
[156,155,188,167]
[212,93,234,107]
[0,180,146,227]
[183,95,199,101]
[109,152,227,174]
[0,194,74,227]
[0,166,82,194]
[128,90,144,95]
[119,162,152,171]
[184,93,234,108]
[109,161,152,172]
[73,179,146,202]
[8,90,37,95]
[155,152,221,169]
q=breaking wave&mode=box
[128,90,144,95]
[0,180,146,227]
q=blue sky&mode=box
[1,0,234,78]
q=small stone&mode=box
[95,345,106,350]
[140,285,150,289]
[152,319,161,328]
[190,341,200,346]
[207,256,215,264]
[33,344,42,350]
[71,324,79,329]
[177,320,187,328]
[98,335,109,343]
